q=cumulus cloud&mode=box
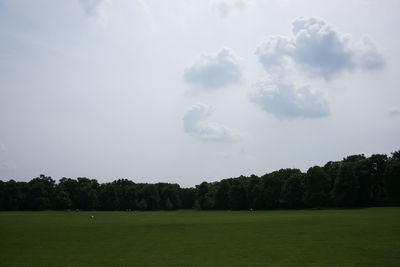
[183,104,241,142]
[356,37,386,71]
[255,36,295,72]
[291,17,355,79]
[184,48,242,90]
[212,0,246,17]
[256,17,385,80]
[250,78,330,119]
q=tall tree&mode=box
[282,173,305,208]
[384,151,400,204]
[196,182,213,210]
[140,184,160,210]
[76,178,99,210]
[214,179,230,209]
[27,175,55,210]
[180,188,196,209]
[2,180,21,210]
[304,166,330,207]
[331,156,364,207]
[99,183,119,210]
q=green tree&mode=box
[332,161,360,207]
[304,166,330,207]
[365,154,388,204]
[140,184,159,210]
[214,179,230,209]
[121,184,138,210]
[54,190,72,210]
[27,175,55,210]
[2,180,21,210]
[282,173,305,208]
[196,182,214,210]
[158,183,181,210]
[58,178,79,209]
[180,188,196,209]
[99,183,119,210]
[137,198,148,210]
[0,180,4,210]
[260,171,285,209]
[164,198,173,210]
[76,178,99,210]
[323,161,341,189]
[384,152,400,204]
[228,180,248,210]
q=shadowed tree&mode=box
[2,180,21,210]
[323,161,341,190]
[331,156,364,207]
[54,190,72,210]
[140,184,159,210]
[158,183,181,210]
[228,180,249,210]
[76,178,99,210]
[180,188,196,209]
[0,150,399,210]
[304,166,330,208]
[99,183,119,210]
[137,198,148,210]
[282,173,306,208]
[260,169,300,209]
[384,151,400,204]
[121,184,138,210]
[27,175,55,210]
[196,182,213,210]
[57,178,79,209]
[214,179,230,209]
[0,180,4,210]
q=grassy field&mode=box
[0,208,399,266]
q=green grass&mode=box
[0,208,399,266]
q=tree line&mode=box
[0,151,399,211]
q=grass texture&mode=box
[0,208,399,266]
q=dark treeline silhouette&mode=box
[0,151,399,211]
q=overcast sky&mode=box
[1,0,399,187]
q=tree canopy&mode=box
[0,151,399,210]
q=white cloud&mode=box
[184,48,242,90]
[255,36,295,72]
[356,37,386,71]
[291,17,355,80]
[256,17,385,80]
[250,78,330,119]
[183,104,241,142]
[212,0,246,17]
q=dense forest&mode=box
[0,151,399,211]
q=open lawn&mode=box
[0,208,399,266]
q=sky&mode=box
[0,0,399,187]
